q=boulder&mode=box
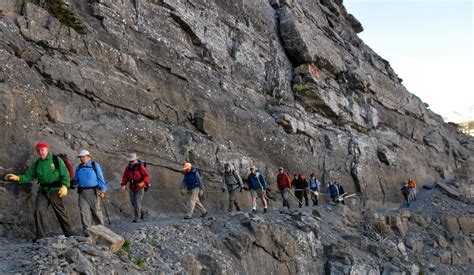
[442,217,461,234]
[85,225,125,253]
[437,235,449,249]
[405,236,424,252]
[436,182,460,199]
[457,217,474,234]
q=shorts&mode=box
[250,189,264,199]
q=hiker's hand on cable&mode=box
[137,182,145,188]
[180,188,186,196]
[239,186,243,192]
[198,189,204,197]
[121,185,126,192]
[58,185,68,198]
[221,188,226,193]
[99,190,105,199]
[4,174,20,182]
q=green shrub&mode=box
[132,257,145,268]
[122,239,132,254]
[44,0,86,34]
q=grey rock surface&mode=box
[0,0,472,252]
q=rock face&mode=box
[0,0,473,237]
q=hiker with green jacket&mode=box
[4,142,74,241]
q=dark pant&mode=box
[228,188,240,212]
[295,190,309,207]
[34,190,74,239]
[403,194,410,206]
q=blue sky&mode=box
[344,0,473,123]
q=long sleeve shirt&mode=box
[19,153,70,189]
[181,168,204,190]
[221,170,243,190]
[121,161,150,192]
[247,172,268,190]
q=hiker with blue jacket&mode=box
[247,166,268,213]
[73,150,107,231]
[221,163,243,213]
[328,181,340,203]
[4,142,74,241]
[308,173,321,206]
[181,162,208,219]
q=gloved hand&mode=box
[121,185,126,192]
[239,186,243,192]
[58,185,68,198]
[4,174,20,182]
[99,190,105,199]
[198,189,204,197]
[137,182,145,188]
[221,188,226,193]
[180,189,187,196]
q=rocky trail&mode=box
[0,180,472,274]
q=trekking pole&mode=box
[288,189,303,205]
[343,194,356,199]
[101,198,112,225]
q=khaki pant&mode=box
[186,188,207,217]
[228,188,240,212]
[34,190,74,239]
[78,189,104,230]
[129,189,146,221]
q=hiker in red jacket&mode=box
[276,167,291,209]
[121,153,150,223]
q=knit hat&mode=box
[35,142,48,150]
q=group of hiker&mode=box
[4,142,416,241]
[3,142,152,240]
[401,178,417,207]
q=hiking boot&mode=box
[201,211,208,218]
[251,209,256,214]
[184,216,192,220]
[264,208,267,214]
[235,206,241,212]
[132,219,139,223]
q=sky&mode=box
[344,0,473,123]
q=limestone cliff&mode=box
[0,0,472,237]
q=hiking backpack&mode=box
[127,160,150,191]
